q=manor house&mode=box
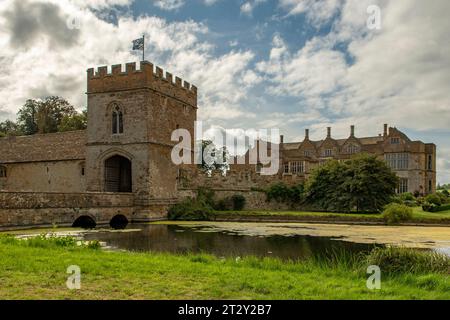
[278,125,436,195]
[0,61,436,228]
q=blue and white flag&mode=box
[132,37,144,50]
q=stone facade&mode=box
[277,125,436,195]
[217,125,436,196]
[0,60,438,228]
[179,125,436,196]
[0,61,196,228]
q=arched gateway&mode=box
[104,155,132,193]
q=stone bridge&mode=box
[0,192,169,230]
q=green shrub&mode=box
[403,200,417,207]
[382,203,413,225]
[391,193,417,207]
[423,203,450,213]
[437,192,449,204]
[214,198,233,211]
[0,234,100,250]
[197,187,216,208]
[366,247,449,275]
[390,195,403,204]
[441,189,450,197]
[400,192,415,201]
[86,240,101,250]
[231,194,246,211]
[24,234,77,248]
[425,194,442,206]
[266,182,304,204]
[266,182,291,203]
[416,196,426,206]
[168,198,214,221]
[422,193,450,212]
[422,202,439,212]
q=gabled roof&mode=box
[0,130,87,163]
[283,136,384,150]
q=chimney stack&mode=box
[327,127,331,138]
[305,129,309,140]
[383,124,388,137]
[350,125,355,137]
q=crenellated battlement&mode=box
[87,61,197,107]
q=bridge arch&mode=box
[109,214,129,229]
[73,215,96,229]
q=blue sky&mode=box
[0,0,449,182]
[130,0,324,55]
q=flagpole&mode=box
[142,34,145,62]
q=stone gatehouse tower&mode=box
[85,61,197,211]
[0,61,198,228]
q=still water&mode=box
[82,223,380,260]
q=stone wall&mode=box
[177,189,291,211]
[178,166,303,191]
[0,160,86,193]
[0,130,86,163]
[0,191,168,230]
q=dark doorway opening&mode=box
[110,214,129,229]
[104,155,132,193]
[73,216,96,229]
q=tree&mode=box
[17,99,39,135]
[306,154,399,213]
[199,140,230,176]
[58,110,87,132]
[17,96,77,134]
[0,119,23,136]
[36,96,77,134]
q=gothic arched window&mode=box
[111,104,123,135]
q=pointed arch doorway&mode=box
[104,155,132,193]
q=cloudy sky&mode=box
[0,0,449,183]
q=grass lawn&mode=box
[213,207,450,223]
[0,236,448,300]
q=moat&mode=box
[9,221,450,259]
[82,223,379,260]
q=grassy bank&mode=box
[213,207,450,224]
[0,236,448,300]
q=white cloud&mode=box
[241,0,266,16]
[228,40,238,47]
[279,0,342,26]
[257,35,347,108]
[203,0,219,5]
[258,0,450,182]
[0,0,258,123]
[153,0,185,11]
[69,0,132,10]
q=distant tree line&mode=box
[0,96,87,137]
[437,183,450,190]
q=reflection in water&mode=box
[83,224,380,261]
